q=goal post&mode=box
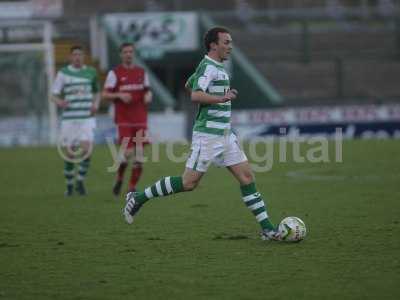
[0,20,56,145]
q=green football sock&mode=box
[240,182,275,231]
[64,161,75,186]
[77,158,90,181]
[135,176,184,204]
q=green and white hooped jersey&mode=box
[189,55,231,136]
[52,65,99,120]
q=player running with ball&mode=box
[123,27,282,241]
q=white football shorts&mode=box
[60,118,96,146]
[186,131,247,173]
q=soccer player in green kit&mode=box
[123,27,282,241]
[52,45,100,196]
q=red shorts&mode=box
[117,125,149,149]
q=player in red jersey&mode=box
[102,42,152,196]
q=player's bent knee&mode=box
[182,179,199,191]
[182,168,203,192]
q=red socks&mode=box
[128,163,143,191]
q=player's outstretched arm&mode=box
[191,89,238,104]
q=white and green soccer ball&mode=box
[278,216,307,242]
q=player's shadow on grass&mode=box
[212,233,249,240]
[212,234,307,245]
[0,243,20,248]
[190,204,209,209]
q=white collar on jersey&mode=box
[204,55,224,66]
[68,65,87,72]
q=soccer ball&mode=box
[278,216,307,242]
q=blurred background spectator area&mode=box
[0,0,399,144]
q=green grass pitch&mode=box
[0,139,399,299]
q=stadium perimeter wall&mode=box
[1,104,399,147]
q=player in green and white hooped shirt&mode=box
[123,27,282,241]
[52,45,100,197]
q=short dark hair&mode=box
[204,27,230,52]
[119,42,134,52]
[70,45,83,53]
